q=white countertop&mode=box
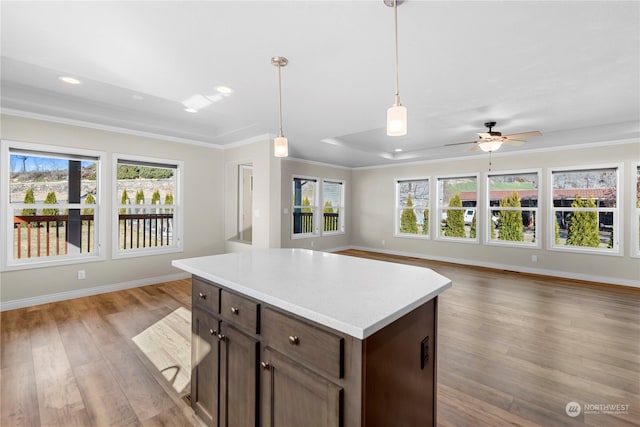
[172,249,451,339]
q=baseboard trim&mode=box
[346,246,640,289]
[0,272,191,311]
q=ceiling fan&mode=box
[446,121,542,152]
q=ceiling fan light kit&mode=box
[445,121,542,154]
[272,56,289,158]
[478,139,503,153]
[386,0,407,137]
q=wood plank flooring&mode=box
[1,279,197,427]
[339,249,640,427]
[1,251,639,426]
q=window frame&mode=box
[632,162,640,258]
[321,178,345,236]
[485,169,541,249]
[1,140,106,271]
[291,175,319,239]
[394,177,430,239]
[435,173,479,243]
[112,154,183,259]
[547,163,622,256]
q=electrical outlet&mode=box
[531,255,538,263]
[382,239,385,246]
[78,270,86,280]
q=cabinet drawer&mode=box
[220,290,260,334]
[262,308,343,378]
[192,277,220,313]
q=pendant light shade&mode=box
[274,136,288,157]
[272,56,289,158]
[386,0,407,136]
[387,104,407,136]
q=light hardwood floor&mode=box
[1,250,639,426]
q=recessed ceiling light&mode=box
[59,76,81,85]
[216,86,233,95]
[394,148,403,152]
[184,108,197,113]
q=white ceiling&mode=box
[1,1,639,168]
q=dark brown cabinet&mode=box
[190,275,439,427]
[219,322,259,427]
[261,348,342,427]
[191,277,260,427]
[191,307,220,426]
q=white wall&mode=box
[2,114,637,310]
[281,158,352,251]
[224,138,281,252]
[350,141,640,287]
[0,114,225,308]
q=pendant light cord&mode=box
[277,64,284,137]
[393,0,400,106]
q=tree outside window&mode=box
[396,179,429,237]
[114,156,181,257]
[551,166,619,252]
[488,171,538,246]
[5,144,102,269]
[292,177,317,236]
[437,176,477,240]
[322,180,344,234]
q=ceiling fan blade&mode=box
[444,140,477,147]
[503,139,526,146]
[504,131,541,140]
[477,132,492,139]
[468,144,481,152]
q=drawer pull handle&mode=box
[199,292,206,299]
[217,334,226,342]
[209,328,217,336]
[260,362,271,370]
[288,335,299,345]
[230,307,240,315]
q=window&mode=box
[487,171,540,246]
[550,166,620,254]
[322,179,344,234]
[2,141,104,270]
[113,155,182,258]
[292,176,318,237]
[634,163,640,258]
[437,175,478,241]
[396,178,429,237]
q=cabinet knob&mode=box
[199,292,206,299]
[209,328,216,336]
[217,334,226,342]
[230,307,240,315]
[288,335,299,345]
[260,362,271,370]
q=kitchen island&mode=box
[172,248,451,427]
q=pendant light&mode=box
[385,0,407,136]
[272,56,289,157]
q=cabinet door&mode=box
[219,323,259,427]
[261,347,342,427]
[191,307,220,427]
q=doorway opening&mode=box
[238,164,253,243]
